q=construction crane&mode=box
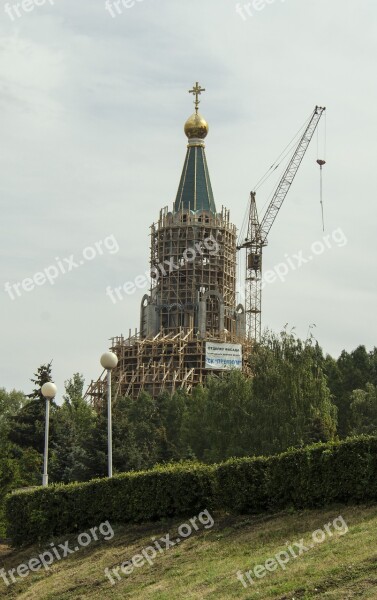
[238,105,326,342]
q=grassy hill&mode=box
[1,504,377,599]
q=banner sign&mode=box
[205,342,242,370]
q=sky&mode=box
[1,0,376,400]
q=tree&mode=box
[158,389,191,461]
[350,383,377,435]
[50,374,95,483]
[82,394,151,478]
[0,388,27,451]
[325,346,377,437]
[8,362,57,453]
[0,455,17,536]
[184,372,254,462]
[249,329,337,455]
[28,361,54,400]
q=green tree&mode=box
[0,388,27,451]
[126,392,160,467]
[249,330,337,455]
[82,394,149,478]
[155,389,190,462]
[350,383,377,435]
[325,346,377,437]
[8,363,57,453]
[11,446,43,488]
[0,456,17,536]
[28,361,54,400]
[50,374,95,483]
[185,371,254,462]
[0,388,42,534]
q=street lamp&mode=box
[100,352,118,478]
[41,381,57,487]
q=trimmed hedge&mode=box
[217,436,377,513]
[6,436,377,547]
[5,462,216,547]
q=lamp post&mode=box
[100,352,118,478]
[41,381,57,487]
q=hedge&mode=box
[217,436,377,512]
[6,436,377,547]
[5,462,216,547]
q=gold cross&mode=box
[188,82,206,113]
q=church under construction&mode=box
[87,83,252,404]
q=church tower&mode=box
[88,84,250,402]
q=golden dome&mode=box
[184,112,209,139]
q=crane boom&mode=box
[239,105,326,342]
[259,106,326,243]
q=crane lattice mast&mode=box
[239,105,326,342]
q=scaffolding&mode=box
[147,205,239,336]
[86,328,252,409]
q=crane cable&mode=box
[316,111,327,232]
[318,161,325,232]
[252,112,312,193]
[238,112,313,246]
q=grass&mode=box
[1,504,377,599]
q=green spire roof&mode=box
[174,144,216,213]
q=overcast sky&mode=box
[1,0,376,399]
